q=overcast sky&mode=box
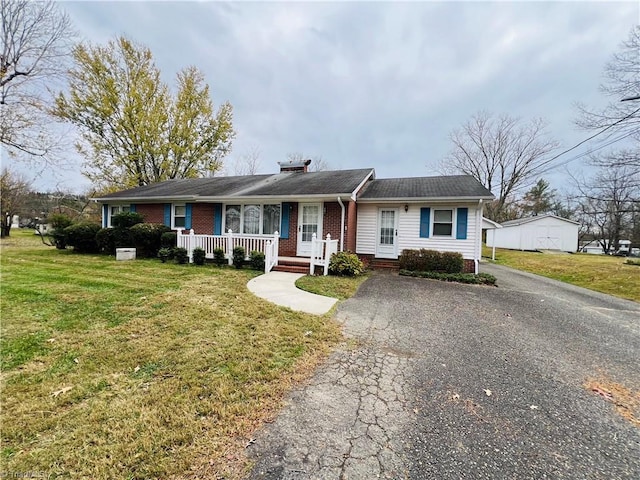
[6,1,639,195]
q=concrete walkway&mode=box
[247,271,338,315]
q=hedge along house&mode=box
[93,160,494,273]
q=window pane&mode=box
[433,223,452,236]
[174,217,186,228]
[302,205,319,224]
[379,210,395,244]
[110,206,120,215]
[434,210,452,222]
[302,224,318,242]
[380,228,394,245]
[263,204,281,235]
[225,205,240,233]
[174,205,186,216]
[243,205,260,234]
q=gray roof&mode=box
[96,169,374,201]
[500,214,580,227]
[358,175,493,200]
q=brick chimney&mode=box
[277,158,311,173]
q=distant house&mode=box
[486,214,579,252]
[93,161,494,273]
[580,240,605,255]
[580,239,632,255]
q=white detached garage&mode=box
[486,214,579,252]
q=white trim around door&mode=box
[376,208,399,259]
[297,203,323,256]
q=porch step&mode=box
[273,257,312,274]
[369,259,400,270]
[272,264,310,274]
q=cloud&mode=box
[19,0,638,192]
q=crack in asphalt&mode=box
[247,341,413,479]
[247,282,419,480]
[248,268,640,479]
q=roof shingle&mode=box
[358,175,493,199]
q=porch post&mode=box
[324,233,331,276]
[310,233,317,274]
[188,229,195,263]
[227,229,233,265]
[273,231,279,266]
[265,240,272,274]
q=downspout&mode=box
[475,199,483,275]
[337,196,345,251]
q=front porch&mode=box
[176,229,338,275]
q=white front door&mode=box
[376,208,399,259]
[297,203,323,257]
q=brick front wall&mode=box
[462,259,475,273]
[135,204,164,224]
[323,202,343,245]
[346,201,357,252]
[191,203,215,234]
[279,202,298,257]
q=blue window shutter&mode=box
[185,203,192,230]
[456,208,468,240]
[419,207,430,238]
[213,203,222,235]
[164,204,171,226]
[130,204,136,213]
[280,203,290,239]
[102,204,108,228]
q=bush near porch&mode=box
[0,230,342,479]
[399,249,464,273]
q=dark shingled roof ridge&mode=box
[97,168,375,200]
[358,175,493,199]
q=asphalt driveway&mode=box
[248,264,640,479]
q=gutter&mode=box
[337,196,345,251]
[474,199,483,274]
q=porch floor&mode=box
[278,256,311,264]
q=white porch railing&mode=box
[177,229,280,273]
[264,233,279,274]
[310,233,339,276]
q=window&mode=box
[108,205,130,227]
[379,210,395,245]
[243,205,260,234]
[225,204,281,235]
[225,205,241,233]
[110,205,130,216]
[262,204,281,235]
[173,204,186,228]
[433,209,453,236]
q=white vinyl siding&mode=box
[356,203,479,259]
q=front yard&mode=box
[0,231,344,479]
[484,246,640,303]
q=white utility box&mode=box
[116,248,136,261]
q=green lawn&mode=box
[484,246,640,303]
[295,273,369,301]
[0,231,346,479]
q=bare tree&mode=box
[1,0,75,159]
[441,111,559,222]
[572,155,639,253]
[0,166,31,237]
[576,26,640,149]
[231,146,262,175]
